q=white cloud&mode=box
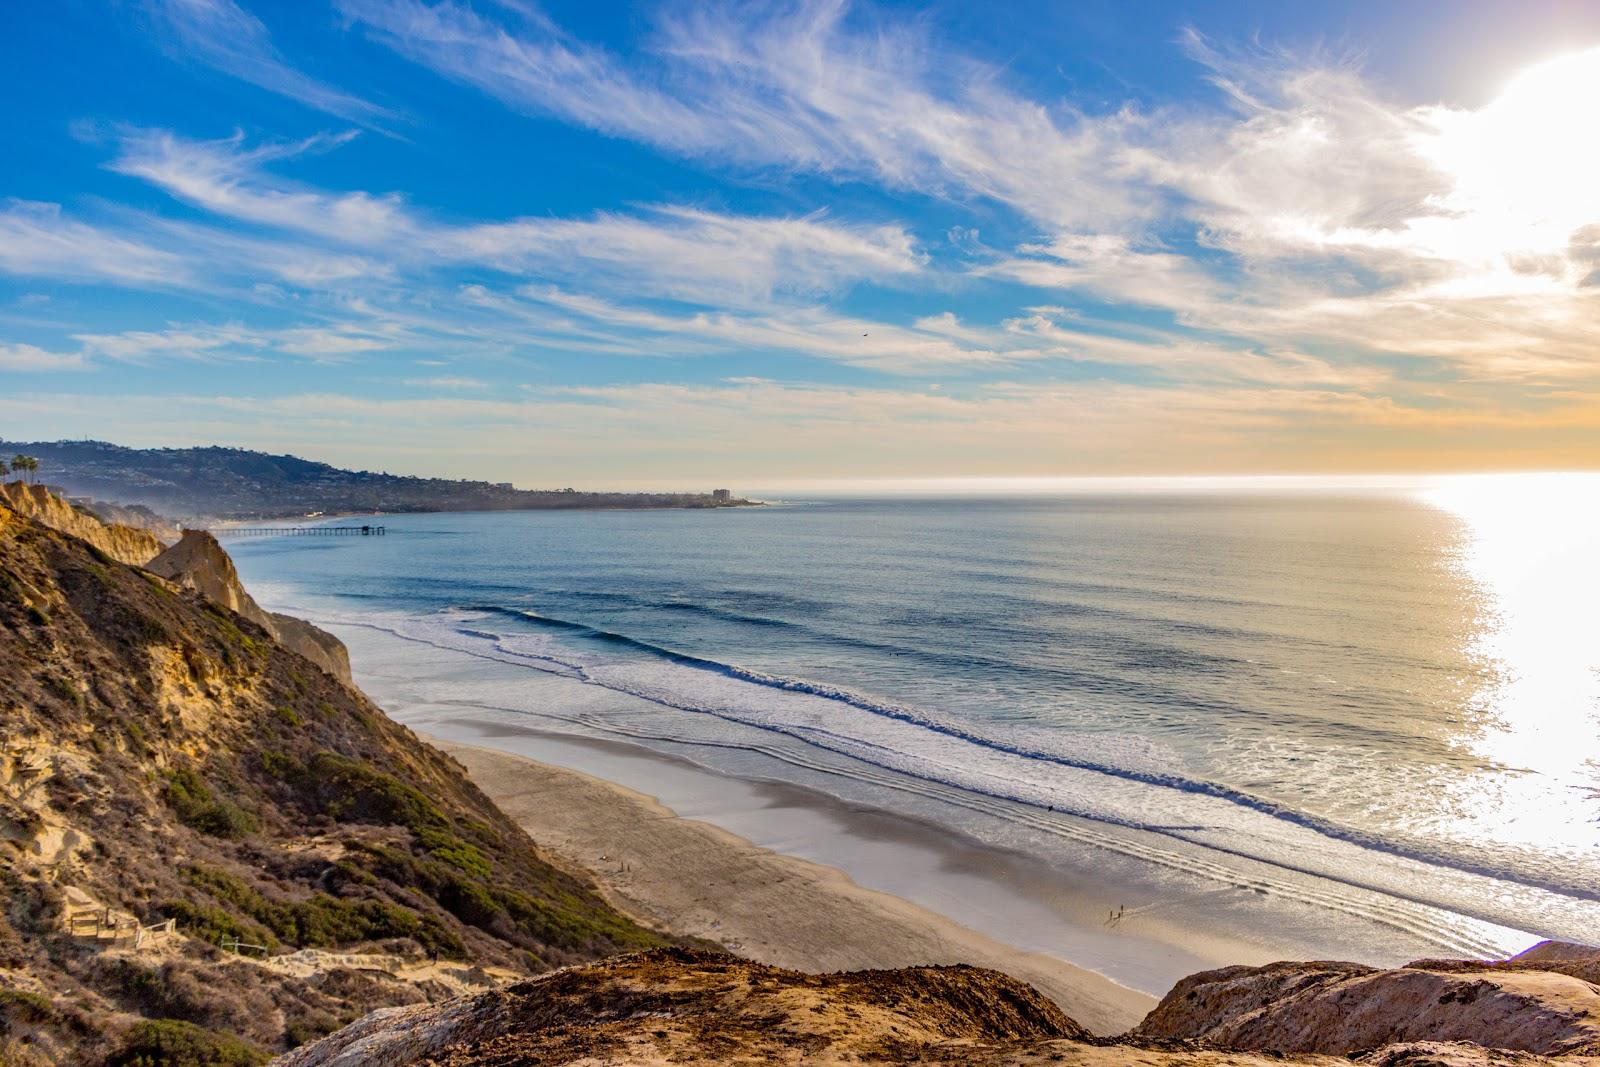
[443,206,924,303]
[109,128,411,246]
[403,375,487,388]
[338,0,1153,228]
[9,377,1600,485]
[980,234,1220,312]
[0,200,191,286]
[336,4,1600,386]
[69,321,398,364]
[0,343,87,372]
[512,287,1021,373]
[107,127,925,305]
[145,0,393,125]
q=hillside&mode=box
[0,499,676,1065]
[2,440,755,522]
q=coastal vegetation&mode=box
[0,492,677,1063]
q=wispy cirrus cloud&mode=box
[337,0,1153,230]
[105,126,926,305]
[335,2,1600,387]
[69,321,399,364]
[0,343,87,372]
[0,200,193,287]
[143,0,395,126]
[505,286,1019,374]
[402,375,487,388]
[11,0,1600,485]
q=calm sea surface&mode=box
[232,484,1600,959]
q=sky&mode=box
[4,1,1600,490]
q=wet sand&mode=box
[432,736,1157,1035]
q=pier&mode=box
[214,525,385,537]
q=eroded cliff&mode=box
[145,530,353,685]
[0,482,166,566]
[0,503,674,1065]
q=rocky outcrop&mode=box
[277,948,1600,1066]
[147,528,273,627]
[271,611,354,684]
[274,947,1088,1067]
[0,480,166,565]
[1135,958,1600,1056]
[146,529,355,685]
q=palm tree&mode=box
[10,455,38,484]
[0,459,9,481]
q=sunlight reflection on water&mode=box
[1422,473,1600,852]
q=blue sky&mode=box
[4,1,1600,488]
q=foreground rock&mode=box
[276,948,1600,1067]
[147,528,353,685]
[275,948,1088,1067]
[1137,957,1600,1056]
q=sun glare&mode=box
[1423,47,1600,265]
[1422,474,1600,784]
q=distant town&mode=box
[2,439,757,523]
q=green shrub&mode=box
[295,753,446,831]
[158,898,277,952]
[177,865,451,953]
[138,570,173,596]
[0,987,57,1024]
[415,827,492,879]
[42,673,80,706]
[163,768,257,839]
[106,1019,267,1067]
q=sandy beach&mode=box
[433,736,1157,1035]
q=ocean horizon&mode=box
[232,482,1600,992]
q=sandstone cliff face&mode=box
[75,496,182,544]
[0,504,672,1065]
[146,529,354,685]
[0,481,166,565]
[270,611,354,685]
[1135,957,1600,1057]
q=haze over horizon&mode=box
[6,1,1600,486]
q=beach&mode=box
[431,735,1156,1035]
[229,498,1580,1015]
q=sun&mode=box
[1423,47,1600,260]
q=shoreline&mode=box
[230,600,1549,1024]
[428,733,1157,1035]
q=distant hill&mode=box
[1,440,754,522]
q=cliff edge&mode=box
[146,530,353,685]
[0,482,166,566]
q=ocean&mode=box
[231,483,1600,989]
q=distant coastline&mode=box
[2,438,760,524]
